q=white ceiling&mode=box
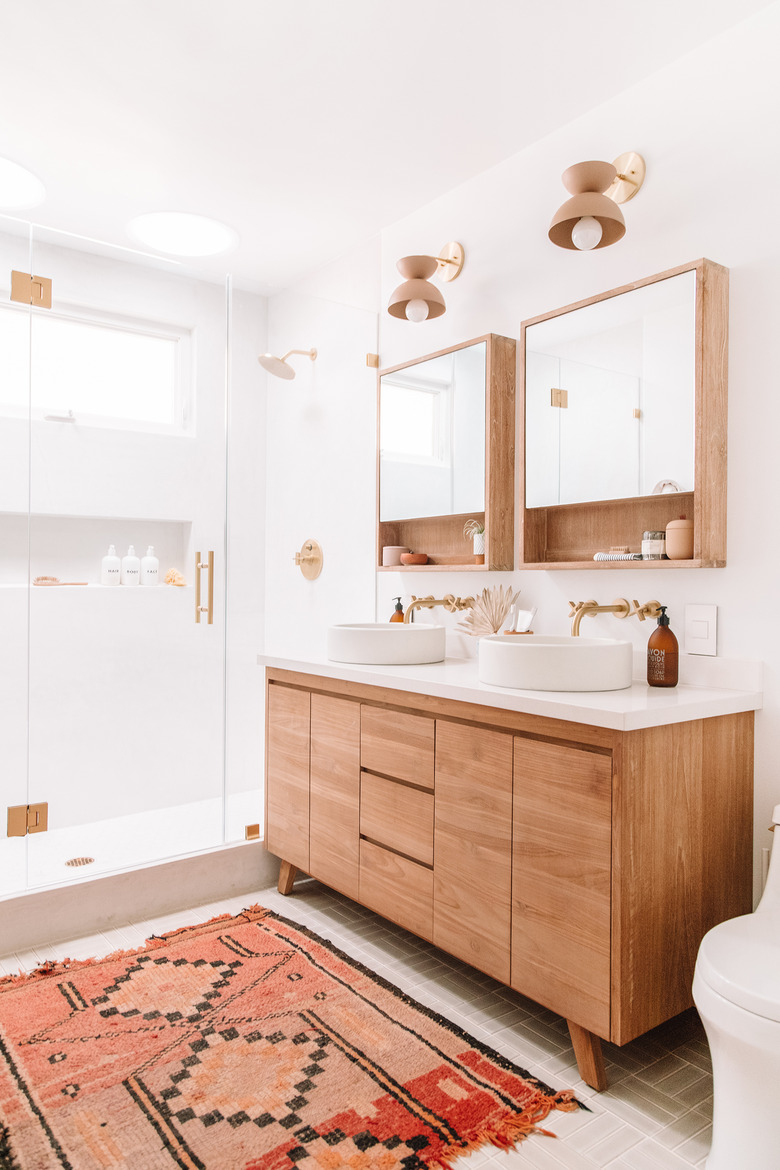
[0,1,772,293]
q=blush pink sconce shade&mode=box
[387,242,464,322]
[549,153,645,250]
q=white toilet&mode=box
[693,803,780,1169]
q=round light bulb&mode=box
[405,298,429,323]
[571,216,603,251]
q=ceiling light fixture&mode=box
[548,152,646,251]
[387,242,465,322]
[0,158,46,210]
[258,348,317,380]
[127,212,238,257]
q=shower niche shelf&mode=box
[0,513,194,587]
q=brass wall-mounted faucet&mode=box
[568,597,662,636]
[404,594,474,623]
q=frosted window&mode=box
[0,304,187,432]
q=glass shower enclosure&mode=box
[1,217,255,897]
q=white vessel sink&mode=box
[327,622,446,665]
[479,635,633,692]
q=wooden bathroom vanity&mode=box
[262,658,757,1090]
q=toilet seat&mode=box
[696,913,780,1022]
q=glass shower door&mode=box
[0,219,33,896]
[24,225,229,888]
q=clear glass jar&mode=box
[642,530,666,560]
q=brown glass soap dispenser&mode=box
[389,596,404,623]
[647,605,678,688]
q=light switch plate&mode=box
[685,604,718,656]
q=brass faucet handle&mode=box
[630,599,662,622]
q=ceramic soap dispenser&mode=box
[121,545,140,586]
[647,605,678,688]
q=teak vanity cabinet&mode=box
[264,667,753,1091]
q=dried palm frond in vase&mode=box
[456,585,520,637]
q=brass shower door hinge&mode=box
[10,270,53,309]
[7,802,49,837]
[550,387,568,408]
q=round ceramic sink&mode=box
[327,622,446,665]
[478,634,633,692]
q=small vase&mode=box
[473,532,485,564]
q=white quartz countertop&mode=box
[258,652,763,732]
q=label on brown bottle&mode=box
[647,645,678,686]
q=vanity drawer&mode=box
[359,839,433,941]
[360,772,433,865]
[361,705,434,788]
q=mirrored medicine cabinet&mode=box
[377,333,516,571]
[520,258,728,569]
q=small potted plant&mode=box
[463,518,485,564]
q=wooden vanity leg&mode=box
[277,860,297,895]
[567,1020,608,1091]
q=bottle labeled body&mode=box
[141,545,159,586]
[101,544,121,586]
[647,606,678,687]
[121,545,140,586]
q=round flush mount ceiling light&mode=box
[0,157,46,210]
[126,211,238,257]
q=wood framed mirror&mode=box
[520,258,728,569]
[377,333,515,571]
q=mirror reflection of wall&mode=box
[379,341,486,522]
[525,270,695,508]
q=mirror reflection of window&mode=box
[379,341,486,522]
[380,377,449,464]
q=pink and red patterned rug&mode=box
[0,905,578,1168]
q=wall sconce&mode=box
[257,348,317,380]
[387,242,464,322]
[548,151,645,251]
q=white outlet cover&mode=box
[685,604,718,656]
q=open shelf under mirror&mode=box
[519,259,728,570]
[377,333,516,572]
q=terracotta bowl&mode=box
[400,552,428,565]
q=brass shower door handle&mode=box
[195,551,214,624]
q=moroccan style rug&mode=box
[0,905,578,1169]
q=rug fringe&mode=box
[421,1089,579,1168]
[0,909,271,991]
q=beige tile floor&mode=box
[0,878,714,1169]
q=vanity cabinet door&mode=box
[309,694,361,900]
[265,683,311,874]
[511,737,612,1037]
[433,721,513,982]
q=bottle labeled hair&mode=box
[647,605,678,688]
[101,544,121,586]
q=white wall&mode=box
[376,3,780,899]
[263,4,780,900]
[263,240,380,660]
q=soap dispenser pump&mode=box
[101,545,121,586]
[647,605,678,688]
[121,545,140,587]
[141,545,159,586]
[389,596,404,623]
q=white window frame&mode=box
[0,298,194,437]
[379,373,452,468]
